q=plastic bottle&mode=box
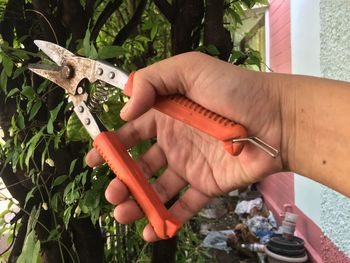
[241,243,266,252]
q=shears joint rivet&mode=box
[84,118,91,125]
[108,72,115,79]
[77,86,84,95]
[97,68,103,75]
[78,106,84,113]
[61,65,74,79]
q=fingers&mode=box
[104,143,167,205]
[86,110,157,167]
[120,52,203,121]
[143,187,210,242]
[112,168,187,224]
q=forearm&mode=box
[276,73,350,197]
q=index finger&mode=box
[85,109,157,167]
[120,52,201,121]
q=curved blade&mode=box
[34,40,74,66]
[28,63,62,86]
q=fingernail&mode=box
[120,99,131,117]
[124,71,136,97]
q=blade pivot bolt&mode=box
[61,65,74,79]
[77,106,84,113]
[97,68,103,75]
[77,86,84,95]
[84,118,91,125]
[108,72,115,79]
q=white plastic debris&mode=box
[202,230,236,251]
[234,197,263,215]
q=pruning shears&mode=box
[28,40,278,239]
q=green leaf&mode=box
[25,129,44,167]
[21,85,35,99]
[47,227,61,241]
[13,66,27,79]
[6,87,19,99]
[52,175,68,188]
[83,190,100,209]
[63,206,73,228]
[229,50,244,63]
[37,80,49,94]
[63,182,74,198]
[66,112,90,141]
[41,145,48,169]
[47,102,63,134]
[50,192,61,212]
[0,68,8,94]
[81,170,88,186]
[69,159,77,176]
[17,231,38,263]
[150,25,158,40]
[99,97,125,130]
[17,111,25,129]
[83,29,91,57]
[98,46,126,59]
[2,55,13,77]
[206,45,220,56]
[29,100,42,121]
[25,188,36,206]
[90,44,98,59]
[28,206,41,231]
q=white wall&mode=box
[290,0,322,226]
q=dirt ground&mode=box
[198,196,260,263]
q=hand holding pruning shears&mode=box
[29,42,282,241]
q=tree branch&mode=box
[171,0,204,55]
[9,214,28,261]
[71,218,104,262]
[91,0,123,41]
[204,0,233,60]
[234,15,265,66]
[112,0,147,46]
[85,0,96,19]
[31,0,66,44]
[239,15,264,51]
[154,0,175,23]
[61,0,88,41]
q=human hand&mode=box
[86,52,285,241]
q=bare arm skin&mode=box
[86,52,350,241]
[277,73,350,197]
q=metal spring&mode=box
[87,82,109,113]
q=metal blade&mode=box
[28,63,63,86]
[34,40,74,66]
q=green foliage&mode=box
[0,0,266,262]
[17,207,41,263]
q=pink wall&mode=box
[260,1,350,262]
[259,0,294,224]
[268,0,291,73]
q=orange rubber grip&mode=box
[93,132,181,239]
[125,72,247,155]
[153,95,247,155]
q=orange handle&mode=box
[125,72,247,155]
[153,95,247,155]
[93,132,181,239]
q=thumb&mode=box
[120,54,193,121]
[120,70,158,121]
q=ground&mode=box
[198,195,260,263]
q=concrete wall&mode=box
[264,0,350,261]
[319,0,350,258]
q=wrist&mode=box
[267,72,296,171]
